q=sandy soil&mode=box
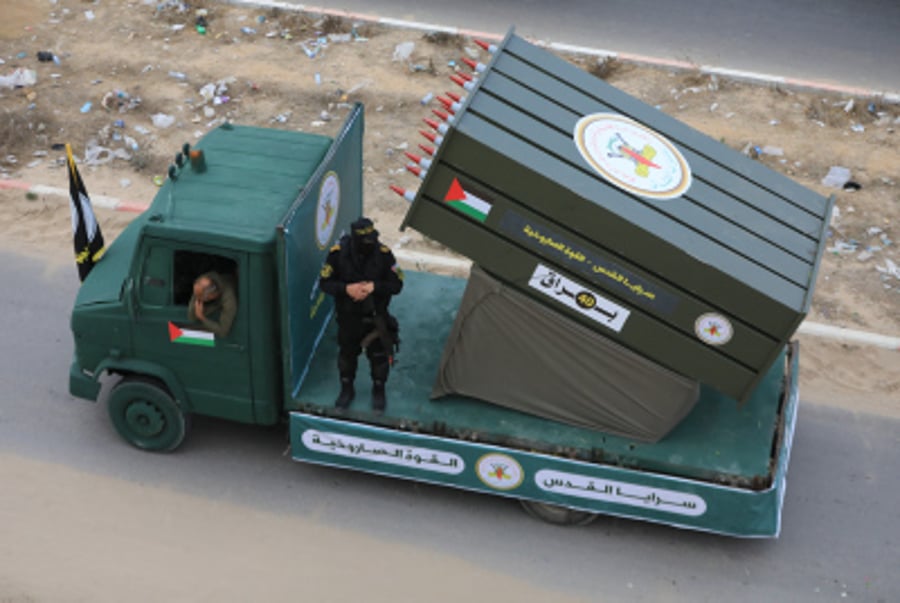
[1,1,898,599]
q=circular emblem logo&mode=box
[475,453,524,491]
[574,113,692,199]
[694,313,733,346]
[315,171,340,249]
[575,291,596,310]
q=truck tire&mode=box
[519,500,598,527]
[108,376,190,452]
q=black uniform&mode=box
[319,218,403,410]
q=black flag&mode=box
[66,143,105,281]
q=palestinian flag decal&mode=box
[168,321,215,347]
[444,178,492,223]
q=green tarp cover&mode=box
[431,266,700,441]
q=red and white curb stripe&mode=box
[0,178,149,212]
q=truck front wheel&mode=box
[108,376,190,452]
[519,500,598,527]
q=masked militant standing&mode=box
[319,218,404,412]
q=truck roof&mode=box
[145,123,333,249]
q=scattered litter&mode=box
[171,24,185,32]
[85,10,95,21]
[420,92,434,105]
[842,181,862,192]
[314,72,321,86]
[199,83,215,102]
[827,241,858,254]
[843,99,854,113]
[151,113,176,128]
[328,33,351,43]
[867,227,883,236]
[850,124,865,133]
[120,178,132,188]
[760,146,784,157]
[84,141,131,165]
[856,250,873,262]
[876,259,900,280]
[300,43,317,59]
[392,41,415,63]
[134,125,151,135]
[152,175,165,186]
[168,71,188,81]
[709,102,718,112]
[26,159,42,168]
[0,68,37,89]
[821,166,851,188]
[310,120,327,127]
[240,27,256,35]
[80,101,92,113]
[203,106,215,118]
[101,89,140,112]
[36,51,54,62]
[769,119,779,126]
[319,110,332,122]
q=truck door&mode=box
[129,239,254,422]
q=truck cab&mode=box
[69,106,364,450]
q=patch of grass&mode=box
[589,57,624,80]
[422,31,465,48]
[0,107,57,158]
[318,15,349,34]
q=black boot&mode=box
[336,352,358,410]
[372,381,386,414]
[335,378,355,409]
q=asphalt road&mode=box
[2,252,898,601]
[301,0,900,94]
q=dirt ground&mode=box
[1,0,898,408]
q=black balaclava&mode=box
[351,217,378,256]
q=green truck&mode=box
[69,33,832,537]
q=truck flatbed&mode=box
[288,271,799,537]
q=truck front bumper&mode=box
[69,358,101,401]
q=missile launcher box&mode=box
[400,29,833,403]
